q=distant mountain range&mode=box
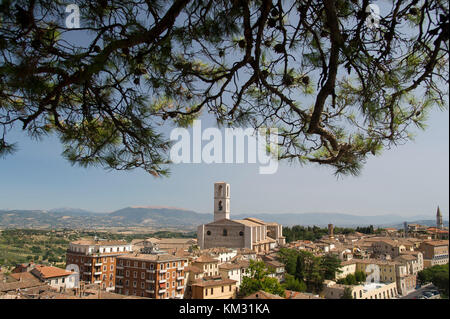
[0,207,447,230]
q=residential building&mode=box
[30,265,77,290]
[115,253,188,299]
[218,263,242,287]
[191,275,237,299]
[191,255,220,277]
[66,239,132,291]
[419,240,449,267]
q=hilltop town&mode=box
[0,183,448,300]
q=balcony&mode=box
[146,289,155,294]
[94,271,102,275]
[175,294,184,299]
[95,262,102,266]
[176,276,184,281]
[94,280,102,284]
[177,266,184,271]
[159,279,166,284]
[116,265,124,270]
[84,263,92,266]
[83,271,91,275]
[158,289,166,294]
[176,286,183,290]
[116,284,123,288]
[146,269,156,273]
[159,269,167,274]
[116,275,123,279]
[146,279,155,283]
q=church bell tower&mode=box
[214,182,230,221]
[437,206,443,230]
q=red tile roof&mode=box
[32,266,72,279]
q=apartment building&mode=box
[372,239,411,258]
[66,240,132,291]
[418,240,449,268]
[115,253,188,299]
[218,263,242,288]
[190,255,220,277]
[191,275,237,299]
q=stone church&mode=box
[197,182,285,252]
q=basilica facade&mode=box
[197,182,285,252]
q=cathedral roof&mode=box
[234,219,262,227]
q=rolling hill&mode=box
[0,207,447,230]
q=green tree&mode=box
[417,264,449,298]
[341,287,353,299]
[283,274,307,292]
[295,254,305,282]
[321,254,342,280]
[1,1,448,176]
[354,270,367,283]
[239,260,285,298]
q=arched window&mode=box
[206,231,211,236]
[218,200,223,211]
[223,229,228,236]
[239,231,244,236]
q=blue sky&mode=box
[0,1,448,219]
[0,105,448,218]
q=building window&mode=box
[211,288,214,295]
[223,229,228,236]
[239,231,244,236]
[141,272,145,279]
[207,231,211,236]
[134,271,137,278]
[222,286,224,293]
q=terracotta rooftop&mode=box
[32,266,73,279]
[244,290,284,299]
[185,265,203,274]
[117,253,187,262]
[0,279,45,292]
[285,290,323,299]
[192,255,219,263]
[219,263,242,270]
[191,276,237,288]
[9,272,39,282]
[421,240,449,246]
[71,240,129,246]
